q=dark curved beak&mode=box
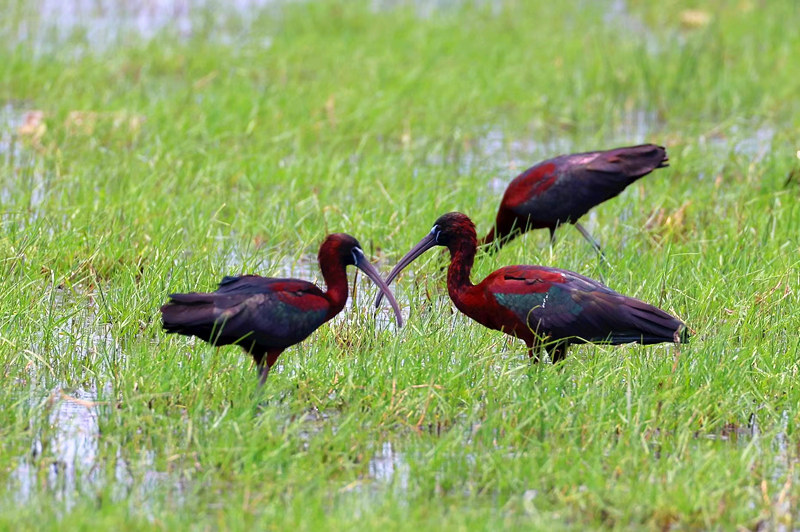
[355,254,404,327]
[374,232,438,308]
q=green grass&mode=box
[1,0,800,529]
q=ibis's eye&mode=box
[351,247,363,264]
[430,225,441,243]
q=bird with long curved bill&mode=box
[378,213,688,362]
[162,233,403,386]
[482,144,669,256]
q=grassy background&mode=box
[1,0,799,528]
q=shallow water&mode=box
[8,0,278,56]
[0,103,49,223]
[368,441,408,487]
[12,383,101,510]
[371,0,502,19]
[8,290,131,508]
[9,377,192,514]
[3,0,796,523]
[603,0,665,55]
[0,103,26,158]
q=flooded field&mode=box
[1,0,799,529]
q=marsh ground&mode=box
[1,0,799,529]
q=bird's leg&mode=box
[574,222,605,257]
[250,349,268,387]
[256,349,283,388]
[550,341,569,364]
[574,222,610,266]
[257,362,270,387]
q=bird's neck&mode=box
[320,262,349,319]
[479,210,522,254]
[447,239,476,298]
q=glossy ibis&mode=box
[378,213,688,362]
[482,144,669,255]
[162,234,403,386]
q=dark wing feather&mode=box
[508,144,667,224]
[487,265,686,345]
[161,275,330,350]
[216,275,313,295]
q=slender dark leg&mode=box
[574,222,606,258]
[574,222,611,268]
[574,222,602,254]
[251,349,282,387]
[256,350,282,388]
[550,341,569,364]
[251,348,268,386]
[548,227,557,246]
[257,362,270,387]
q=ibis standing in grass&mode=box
[481,144,669,255]
[378,213,688,362]
[162,233,403,385]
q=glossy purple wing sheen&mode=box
[507,145,666,226]
[464,265,685,347]
[486,145,668,245]
[162,275,330,351]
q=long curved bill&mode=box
[374,232,438,308]
[355,254,404,327]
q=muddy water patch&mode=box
[216,235,317,279]
[337,440,411,514]
[10,285,126,506]
[0,103,28,160]
[690,123,777,184]
[700,124,775,163]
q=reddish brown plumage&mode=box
[161,234,402,386]
[481,144,669,254]
[379,212,688,362]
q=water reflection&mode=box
[12,384,101,510]
[368,441,409,490]
[47,386,101,508]
[9,382,191,513]
[0,103,49,223]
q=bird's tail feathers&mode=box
[588,144,668,178]
[608,298,688,345]
[161,293,219,333]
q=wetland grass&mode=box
[1,0,799,529]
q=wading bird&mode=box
[162,234,403,386]
[481,144,669,255]
[378,213,687,362]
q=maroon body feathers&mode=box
[380,212,688,363]
[161,234,402,386]
[482,144,668,253]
